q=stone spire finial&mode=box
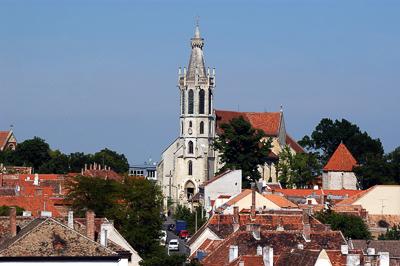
[187,22,206,80]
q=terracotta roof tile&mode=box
[263,194,298,208]
[228,255,264,266]
[215,110,281,136]
[336,186,375,205]
[323,143,357,172]
[0,131,11,150]
[273,189,362,198]
[286,134,305,153]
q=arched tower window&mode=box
[208,90,212,114]
[199,89,205,114]
[181,90,185,114]
[188,141,194,154]
[188,160,193,175]
[188,89,194,114]
[200,121,204,134]
[181,122,184,135]
[189,121,192,128]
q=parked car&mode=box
[179,229,189,239]
[167,224,175,231]
[160,230,167,246]
[168,239,179,251]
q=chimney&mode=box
[10,207,16,237]
[233,206,239,223]
[302,209,311,241]
[84,164,87,171]
[341,244,349,255]
[100,223,110,247]
[86,210,95,240]
[346,254,360,266]
[229,245,238,262]
[262,246,273,266]
[378,252,390,266]
[233,206,240,232]
[68,211,74,229]
[33,174,39,186]
[257,245,262,256]
[251,183,256,219]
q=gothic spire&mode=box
[187,23,206,81]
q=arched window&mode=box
[208,90,212,114]
[200,121,204,134]
[188,141,194,154]
[185,180,195,199]
[188,160,193,175]
[209,121,212,134]
[189,121,192,128]
[181,90,185,114]
[199,89,205,114]
[188,89,194,114]
[181,121,184,135]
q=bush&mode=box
[0,206,24,216]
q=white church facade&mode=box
[157,25,304,208]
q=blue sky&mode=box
[0,0,399,164]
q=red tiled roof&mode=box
[215,110,281,136]
[336,185,375,205]
[219,189,252,208]
[263,194,298,208]
[273,189,362,198]
[323,143,357,172]
[0,131,11,150]
[286,134,305,153]
[228,255,264,266]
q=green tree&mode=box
[0,206,25,216]
[276,146,321,188]
[213,116,272,187]
[12,137,52,170]
[378,224,400,240]
[300,118,384,164]
[66,176,122,218]
[140,252,187,266]
[93,148,129,173]
[68,152,93,173]
[119,178,164,257]
[315,210,371,240]
[174,205,206,234]
[67,176,164,259]
[38,150,70,174]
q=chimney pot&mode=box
[10,207,16,237]
[68,211,74,229]
[86,210,95,240]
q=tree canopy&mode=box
[378,224,400,240]
[315,210,371,240]
[299,118,384,164]
[300,118,399,188]
[276,146,321,188]
[213,116,272,187]
[66,176,164,259]
[0,137,129,174]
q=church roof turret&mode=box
[186,24,206,81]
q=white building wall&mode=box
[204,170,242,211]
[353,186,400,215]
[322,171,357,190]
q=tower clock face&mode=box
[188,128,193,135]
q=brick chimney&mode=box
[86,210,95,240]
[233,206,240,232]
[251,183,256,219]
[302,209,311,241]
[10,207,16,237]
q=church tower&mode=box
[177,24,216,199]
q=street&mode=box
[163,216,190,256]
